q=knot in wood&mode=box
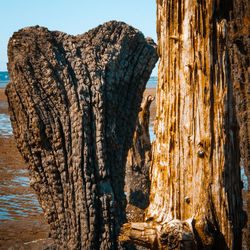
[197,142,205,158]
[185,196,190,204]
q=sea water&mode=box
[0,80,9,89]
[0,114,12,138]
[0,77,157,88]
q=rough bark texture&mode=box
[123,96,155,250]
[125,95,154,210]
[121,1,248,249]
[226,2,249,247]
[5,21,158,249]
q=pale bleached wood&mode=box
[120,0,248,249]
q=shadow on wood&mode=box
[120,0,248,249]
[6,21,158,249]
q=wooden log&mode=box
[6,21,158,249]
[120,0,248,249]
[125,95,154,210]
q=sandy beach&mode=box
[0,86,156,249]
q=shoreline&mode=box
[0,88,51,248]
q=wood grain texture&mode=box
[120,1,248,249]
[6,21,158,249]
[125,95,154,210]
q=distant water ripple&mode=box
[0,114,13,138]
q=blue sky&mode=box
[0,0,158,75]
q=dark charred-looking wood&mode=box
[6,21,158,249]
[125,95,154,210]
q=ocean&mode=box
[0,81,9,89]
[0,74,158,89]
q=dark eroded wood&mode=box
[125,95,154,210]
[6,21,158,249]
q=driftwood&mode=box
[6,21,158,249]
[120,0,248,249]
[125,95,154,210]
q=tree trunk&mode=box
[5,21,158,249]
[120,0,248,249]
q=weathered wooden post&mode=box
[120,0,248,249]
[125,95,154,211]
[6,21,158,249]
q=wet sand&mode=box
[0,86,156,249]
[0,137,53,249]
[0,89,8,115]
[0,88,53,249]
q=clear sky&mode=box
[0,0,158,75]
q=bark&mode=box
[120,1,248,249]
[123,96,154,250]
[5,21,158,249]
[226,2,249,247]
[125,95,154,210]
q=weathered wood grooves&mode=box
[120,0,248,249]
[6,1,249,249]
[6,21,158,249]
[125,95,154,210]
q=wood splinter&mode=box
[120,219,195,250]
